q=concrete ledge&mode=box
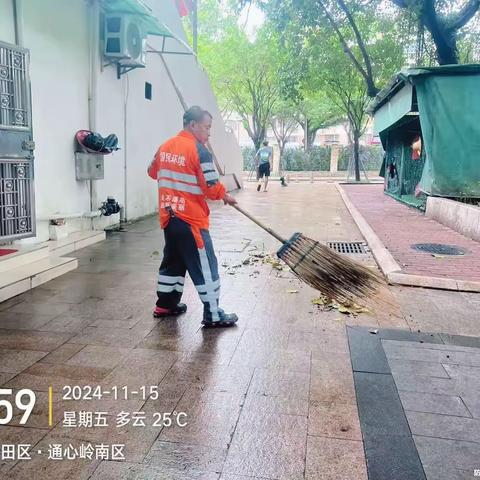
[453,279,480,293]
[0,257,78,302]
[44,230,106,256]
[387,272,459,291]
[387,272,480,292]
[426,197,480,242]
[335,183,401,276]
[336,184,480,293]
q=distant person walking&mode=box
[255,140,273,192]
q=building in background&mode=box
[225,113,378,149]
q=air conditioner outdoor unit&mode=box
[104,14,147,67]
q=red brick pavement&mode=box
[342,184,480,281]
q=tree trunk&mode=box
[307,127,318,152]
[279,145,285,175]
[301,123,317,153]
[420,0,459,64]
[353,131,361,182]
[303,117,309,153]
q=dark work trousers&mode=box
[156,216,221,321]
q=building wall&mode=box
[0,0,242,243]
[23,0,91,241]
[0,0,15,44]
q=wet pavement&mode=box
[0,182,479,479]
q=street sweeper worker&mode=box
[147,105,239,328]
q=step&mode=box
[45,230,106,256]
[0,256,78,302]
[0,245,50,273]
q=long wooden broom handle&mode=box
[231,204,287,244]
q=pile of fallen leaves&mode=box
[221,248,370,316]
[310,295,370,316]
[222,251,290,275]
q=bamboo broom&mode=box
[232,204,387,307]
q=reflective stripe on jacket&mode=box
[147,130,226,247]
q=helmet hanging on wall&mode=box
[75,130,119,155]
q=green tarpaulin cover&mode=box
[373,66,480,198]
[415,74,480,197]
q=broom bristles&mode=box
[278,233,391,309]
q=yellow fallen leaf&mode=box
[287,289,299,294]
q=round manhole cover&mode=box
[412,243,469,255]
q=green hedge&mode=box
[242,145,384,172]
[282,147,331,171]
[242,146,256,170]
[242,146,331,171]
[337,145,384,171]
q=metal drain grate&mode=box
[412,243,468,256]
[328,242,367,254]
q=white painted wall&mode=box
[0,0,242,243]
[21,0,91,241]
[0,0,15,44]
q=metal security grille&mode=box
[0,43,29,129]
[412,243,468,256]
[0,41,34,241]
[0,161,34,238]
[327,241,367,254]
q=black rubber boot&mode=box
[202,309,238,328]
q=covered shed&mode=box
[371,65,480,209]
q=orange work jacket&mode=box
[148,130,226,247]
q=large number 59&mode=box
[0,389,36,425]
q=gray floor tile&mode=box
[407,411,480,443]
[423,464,475,480]
[388,358,449,378]
[347,327,390,374]
[414,435,480,471]
[393,373,459,396]
[354,372,410,436]
[440,333,480,349]
[400,391,471,417]
[364,434,426,480]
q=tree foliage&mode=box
[392,0,480,65]
[194,11,283,150]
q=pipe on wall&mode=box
[87,0,100,218]
[12,0,24,47]
[123,73,129,222]
[37,211,102,222]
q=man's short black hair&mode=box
[263,140,269,146]
[183,106,212,127]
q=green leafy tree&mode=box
[269,101,298,172]
[195,16,283,149]
[392,0,480,65]
[306,23,403,179]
